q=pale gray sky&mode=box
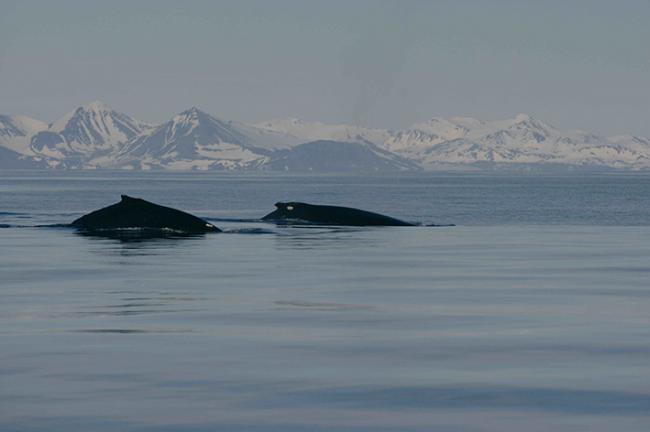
[1,0,649,136]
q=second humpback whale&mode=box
[261,202,414,226]
[72,195,221,233]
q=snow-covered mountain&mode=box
[2,103,650,171]
[0,115,47,155]
[114,110,413,171]
[256,114,650,170]
[256,118,391,147]
[383,114,650,170]
[115,107,301,170]
[266,140,418,172]
[30,101,152,167]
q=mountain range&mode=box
[2,101,649,171]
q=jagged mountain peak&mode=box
[151,108,300,151]
[81,100,111,112]
[50,101,110,130]
[170,106,218,126]
[177,106,207,117]
[28,102,153,166]
[115,108,302,171]
[164,107,237,140]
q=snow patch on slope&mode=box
[0,115,48,155]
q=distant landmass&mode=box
[2,101,649,171]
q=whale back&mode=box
[72,195,220,232]
[261,202,413,226]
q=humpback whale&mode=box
[72,195,221,233]
[261,202,414,226]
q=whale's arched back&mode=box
[261,202,413,226]
[72,195,220,233]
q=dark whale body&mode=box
[262,202,414,226]
[72,195,221,233]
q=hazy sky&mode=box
[1,0,649,136]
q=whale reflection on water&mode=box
[72,228,210,260]
[75,227,209,243]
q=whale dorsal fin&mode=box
[121,195,140,203]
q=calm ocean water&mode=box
[1,171,649,431]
